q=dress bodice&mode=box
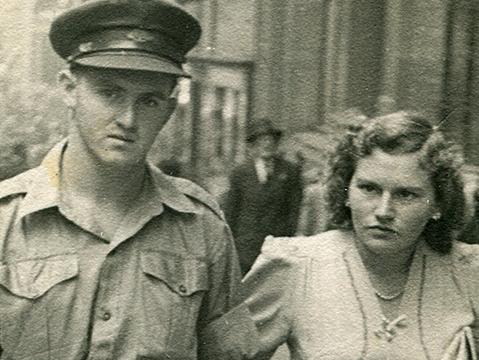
[201,230,479,359]
[287,235,475,359]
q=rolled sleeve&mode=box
[201,223,243,324]
[199,238,302,359]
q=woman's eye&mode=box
[358,183,378,194]
[396,190,418,200]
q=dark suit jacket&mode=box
[223,156,303,274]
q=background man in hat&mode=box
[0,1,241,359]
[223,118,303,275]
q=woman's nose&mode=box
[374,193,395,221]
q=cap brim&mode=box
[72,51,190,77]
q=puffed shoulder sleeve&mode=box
[453,243,479,299]
[199,236,308,359]
[452,242,479,353]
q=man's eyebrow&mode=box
[89,78,121,88]
[137,90,171,100]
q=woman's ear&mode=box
[430,201,441,221]
[58,69,77,108]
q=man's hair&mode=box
[324,111,465,254]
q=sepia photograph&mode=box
[0,0,478,359]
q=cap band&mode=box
[67,28,184,65]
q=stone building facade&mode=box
[179,0,479,192]
[1,0,479,190]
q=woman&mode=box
[201,111,479,359]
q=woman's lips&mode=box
[367,225,397,235]
[108,134,135,142]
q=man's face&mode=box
[250,134,278,159]
[62,66,177,167]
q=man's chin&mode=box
[95,150,144,168]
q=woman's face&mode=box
[348,148,439,257]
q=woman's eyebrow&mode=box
[394,186,425,193]
[354,177,377,184]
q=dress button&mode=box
[178,285,187,294]
[102,311,112,321]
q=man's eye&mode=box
[139,96,166,107]
[143,98,160,107]
[99,88,120,99]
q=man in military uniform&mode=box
[0,1,241,359]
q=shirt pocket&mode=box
[0,255,78,359]
[139,252,209,357]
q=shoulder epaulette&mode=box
[171,177,225,221]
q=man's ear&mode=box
[58,69,78,108]
[165,97,178,119]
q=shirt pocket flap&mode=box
[140,252,209,296]
[0,255,79,299]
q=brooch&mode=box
[374,315,407,342]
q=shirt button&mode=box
[178,285,187,294]
[102,311,112,321]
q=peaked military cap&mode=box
[49,0,201,76]
[246,118,283,143]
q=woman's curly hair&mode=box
[324,111,465,254]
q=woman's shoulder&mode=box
[259,229,352,261]
[451,241,479,269]
[450,242,479,304]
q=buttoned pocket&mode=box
[0,255,78,300]
[139,252,209,358]
[141,252,209,296]
[0,255,79,359]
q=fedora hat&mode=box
[246,118,282,143]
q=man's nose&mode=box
[374,193,395,221]
[116,101,138,130]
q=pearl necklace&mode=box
[375,289,404,301]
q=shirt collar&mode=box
[17,140,66,220]
[18,139,199,220]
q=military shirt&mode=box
[0,141,241,360]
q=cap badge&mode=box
[126,30,155,43]
[78,42,93,53]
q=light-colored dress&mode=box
[201,230,479,359]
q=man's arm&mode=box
[197,236,300,359]
[197,222,243,358]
